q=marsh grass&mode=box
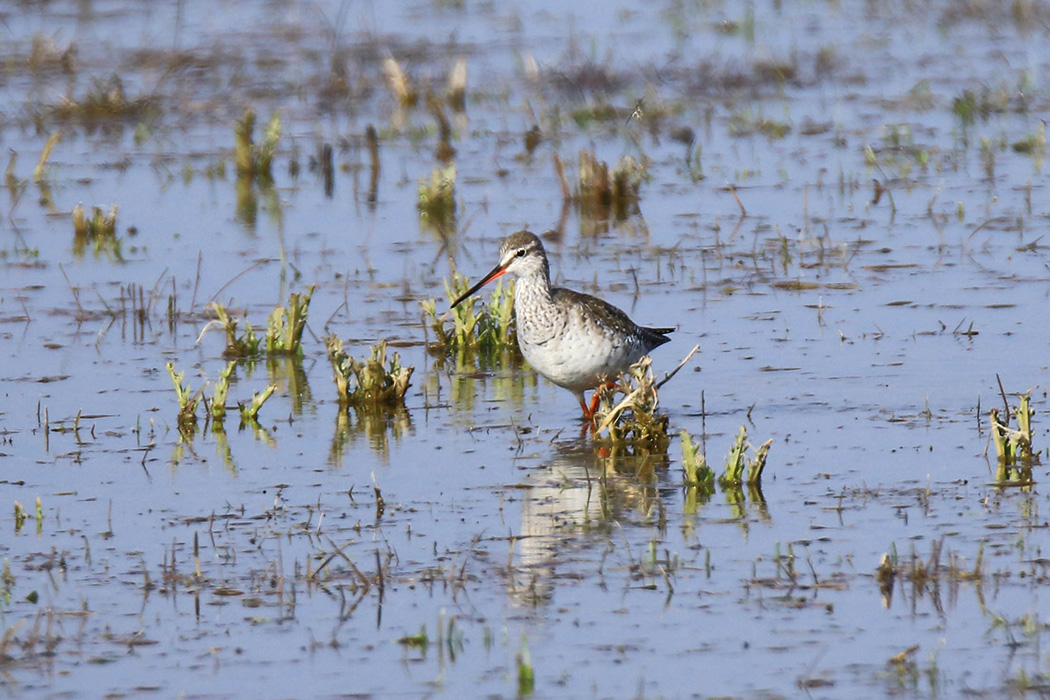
[234,108,281,182]
[265,287,314,356]
[421,272,515,357]
[592,357,669,445]
[679,425,771,513]
[209,304,261,358]
[239,384,277,423]
[593,345,700,444]
[50,76,156,126]
[382,57,418,108]
[206,286,314,358]
[210,362,235,420]
[990,389,1037,484]
[721,425,772,486]
[396,625,428,649]
[680,428,715,486]
[166,362,204,431]
[876,539,985,608]
[71,203,122,258]
[516,636,535,696]
[326,337,414,408]
[13,502,27,532]
[557,149,646,220]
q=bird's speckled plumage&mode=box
[452,230,673,417]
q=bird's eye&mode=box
[516,248,527,258]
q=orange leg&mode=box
[577,382,615,421]
[577,395,594,420]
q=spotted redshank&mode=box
[451,230,674,419]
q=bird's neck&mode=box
[513,270,554,309]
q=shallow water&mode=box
[2,0,1050,697]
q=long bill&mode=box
[449,263,508,310]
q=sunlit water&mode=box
[2,1,1049,697]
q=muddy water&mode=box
[2,0,1049,697]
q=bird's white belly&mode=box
[518,325,640,392]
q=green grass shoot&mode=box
[234,107,281,182]
[265,286,314,356]
[720,425,772,486]
[239,384,277,423]
[166,361,204,429]
[211,362,235,420]
[680,428,715,485]
[421,272,515,355]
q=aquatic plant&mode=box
[33,131,61,184]
[210,362,236,420]
[592,357,669,444]
[720,425,772,486]
[990,388,1037,484]
[557,149,646,220]
[593,345,700,443]
[876,539,985,608]
[72,203,121,257]
[206,286,313,358]
[234,107,281,182]
[396,625,428,649]
[421,272,515,354]
[166,362,204,430]
[326,336,414,408]
[678,424,771,515]
[265,286,314,356]
[13,501,27,532]
[516,635,535,696]
[446,57,467,112]
[680,428,715,486]
[50,75,156,125]
[209,303,261,358]
[382,57,418,108]
[417,163,456,226]
[239,384,277,423]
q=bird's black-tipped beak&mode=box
[450,263,508,310]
